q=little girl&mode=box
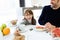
[21,9,36,25]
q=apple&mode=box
[0,24,7,32]
[1,24,6,28]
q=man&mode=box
[38,0,60,29]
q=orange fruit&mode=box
[3,28,10,35]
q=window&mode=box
[0,0,19,25]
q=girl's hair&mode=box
[24,9,33,15]
[24,9,36,25]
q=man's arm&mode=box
[38,6,47,25]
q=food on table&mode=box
[3,28,10,35]
[0,24,10,36]
[36,26,44,29]
[52,28,60,37]
[1,24,6,28]
[0,24,7,32]
[36,26,45,31]
[14,35,25,40]
[11,20,17,25]
[14,30,21,36]
[14,30,25,40]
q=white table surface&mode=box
[24,30,53,40]
[0,31,3,40]
[3,25,54,40]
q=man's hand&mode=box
[45,22,55,32]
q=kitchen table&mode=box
[3,25,54,40]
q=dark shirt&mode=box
[38,5,60,27]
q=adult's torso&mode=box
[45,5,60,27]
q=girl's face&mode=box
[24,12,33,20]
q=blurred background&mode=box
[0,0,50,25]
